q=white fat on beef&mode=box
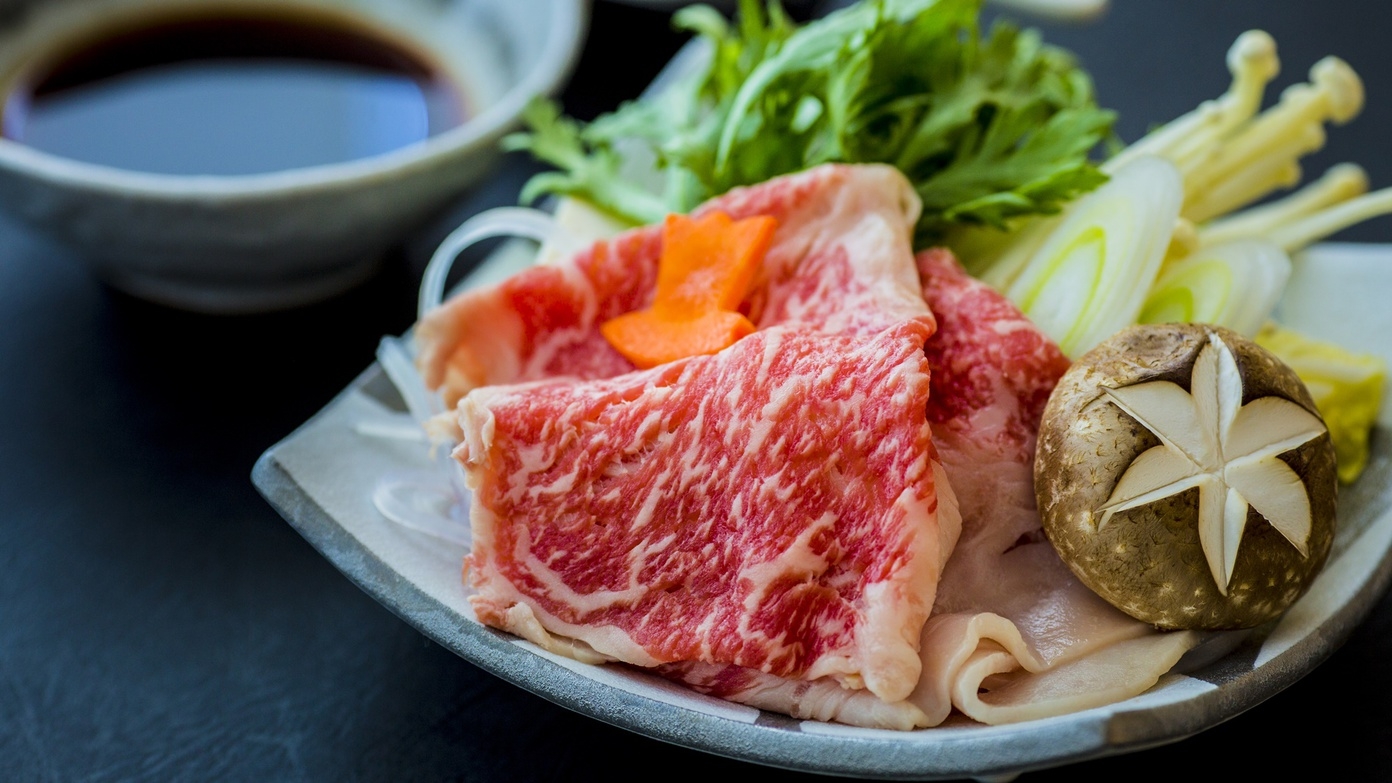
[421,164,961,712]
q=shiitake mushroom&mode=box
[1034,323,1338,630]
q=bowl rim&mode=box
[0,0,589,200]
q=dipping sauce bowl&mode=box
[0,0,587,312]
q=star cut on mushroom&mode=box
[1097,332,1328,595]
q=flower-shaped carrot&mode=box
[602,210,777,369]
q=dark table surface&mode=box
[4,0,1392,780]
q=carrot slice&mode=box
[602,310,756,370]
[602,210,777,369]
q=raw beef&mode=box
[918,246,1072,614]
[661,249,1200,728]
[421,164,961,706]
[908,249,1199,725]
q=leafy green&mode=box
[503,100,670,224]
[503,0,1115,244]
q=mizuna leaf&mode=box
[504,0,1113,244]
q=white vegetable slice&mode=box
[1138,239,1292,337]
[1003,155,1183,358]
[418,207,561,320]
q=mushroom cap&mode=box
[1035,323,1338,630]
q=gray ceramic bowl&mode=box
[0,0,587,313]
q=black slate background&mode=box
[2,1,1390,781]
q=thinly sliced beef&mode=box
[664,249,1200,729]
[909,249,1199,725]
[416,162,928,407]
[420,165,960,709]
[413,167,1199,730]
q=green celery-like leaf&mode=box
[502,99,669,223]
[506,0,1114,244]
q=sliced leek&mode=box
[1139,239,1292,337]
[1003,155,1183,357]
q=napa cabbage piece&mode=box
[1255,323,1387,485]
[505,0,1114,244]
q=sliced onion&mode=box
[376,334,445,423]
[418,206,560,320]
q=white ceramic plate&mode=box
[252,239,1392,781]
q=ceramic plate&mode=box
[252,238,1392,781]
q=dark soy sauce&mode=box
[1,11,467,175]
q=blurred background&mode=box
[1,1,1390,781]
